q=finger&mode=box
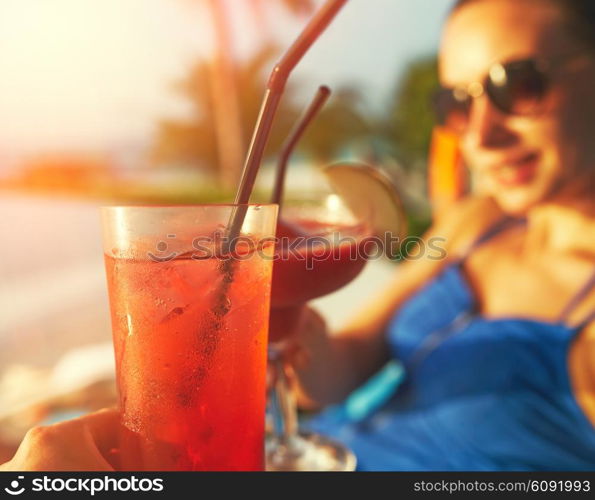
[49,408,120,454]
[44,408,120,470]
[73,408,120,457]
[6,423,114,471]
[299,306,326,330]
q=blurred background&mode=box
[0,0,457,459]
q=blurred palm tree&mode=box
[297,87,372,162]
[387,56,439,169]
[153,0,373,189]
[152,45,301,178]
[247,0,315,38]
[188,0,316,189]
[203,0,245,189]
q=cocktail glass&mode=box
[266,194,370,471]
[101,204,277,471]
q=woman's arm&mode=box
[568,307,595,426]
[291,195,503,406]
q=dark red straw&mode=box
[271,85,331,209]
[224,0,347,253]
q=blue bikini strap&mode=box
[453,214,594,329]
[561,268,595,328]
[457,216,528,263]
[576,309,595,332]
[559,269,595,321]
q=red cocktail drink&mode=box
[265,163,407,470]
[265,197,369,471]
[269,217,369,343]
[102,205,277,471]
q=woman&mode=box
[295,0,595,470]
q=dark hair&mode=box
[452,0,595,52]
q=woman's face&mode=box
[439,0,595,214]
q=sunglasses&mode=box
[432,52,589,133]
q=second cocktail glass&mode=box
[102,204,277,471]
[266,194,370,471]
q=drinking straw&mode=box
[271,85,331,208]
[204,0,347,377]
[224,0,348,253]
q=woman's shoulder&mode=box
[425,195,505,257]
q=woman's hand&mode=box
[281,305,362,407]
[0,408,120,471]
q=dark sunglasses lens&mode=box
[487,60,547,115]
[432,88,471,132]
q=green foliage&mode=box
[151,3,442,213]
[298,87,372,162]
[406,211,432,239]
[387,56,439,166]
[152,45,297,173]
[152,43,373,171]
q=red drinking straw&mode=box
[225,0,348,250]
[271,85,331,208]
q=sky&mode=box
[0,0,454,164]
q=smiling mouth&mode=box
[490,153,540,187]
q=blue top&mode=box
[307,217,595,471]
